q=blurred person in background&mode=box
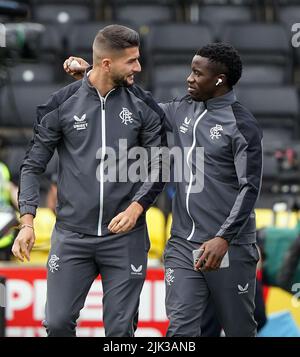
[0,160,18,260]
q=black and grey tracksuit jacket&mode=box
[19,70,167,236]
[161,90,263,244]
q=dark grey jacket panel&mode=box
[19,72,166,236]
[160,90,263,244]
[215,101,263,242]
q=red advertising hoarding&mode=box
[0,266,168,337]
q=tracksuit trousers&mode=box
[164,235,259,337]
[43,224,149,337]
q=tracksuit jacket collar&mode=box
[82,66,96,94]
[82,66,120,97]
[203,90,237,111]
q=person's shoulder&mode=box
[161,94,193,116]
[127,84,165,117]
[128,84,151,98]
[36,80,83,121]
[51,80,83,106]
[231,101,263,139]
[166,94,191,106]
[128,84,156,106]
[231,101,258,126]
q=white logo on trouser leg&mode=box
[238,283,249,294]
[131,264,143,275]
[48,255,60,273]
[165,268,175,286]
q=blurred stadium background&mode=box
[0,0,300,337]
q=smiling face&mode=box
[187,55,223,102]
[109,47,141,87]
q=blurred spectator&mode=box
[0,161,18,260]
[277,232,300,292]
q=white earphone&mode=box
[216,78,223,86]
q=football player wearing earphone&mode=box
[162,43,263,337]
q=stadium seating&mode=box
[274,1,300,65]
[221,23,293,84]
[146,23,213,65]
[67,21,115,64]
[236,85,300,184]
[146,23,213,90]
[38,23,65,60]
[0,82,62,128]
[109,0,179,30]
[276,3,300,31]
[7,61,59,84]
[30,1,99,64]
[239,64,288,86]
[236,86,299,144]
[196,4,255,38]
[31,0,96,24]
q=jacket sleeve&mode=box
[18,81,82,215]
[215,109,263,242]
[159,99,182,132]
[18,108,62,217]
[22,80,82,163]
[130,106,168,211]
[130,84,178,133]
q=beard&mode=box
[111,72,132,87]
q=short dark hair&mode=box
[196,43,242,87]
[94,24,140,52]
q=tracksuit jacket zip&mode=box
[19,70,167,237]
[160,90,263,244]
